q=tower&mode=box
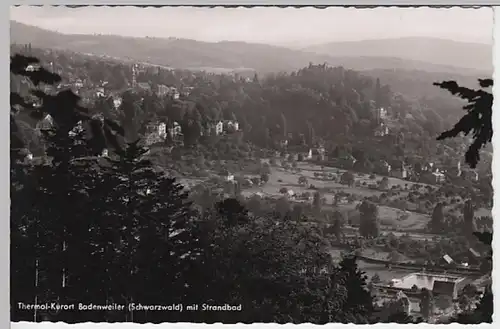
[131,64,137,88]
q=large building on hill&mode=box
[157,84,180,99]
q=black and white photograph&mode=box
[9,5,494,324]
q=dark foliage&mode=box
[447,231,492,324]
[434,79,492,168]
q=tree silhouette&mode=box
[433,79,492,168]
[312,191,322,212]
[191,199,370,323]
[336,256,374,323]
[463,199,475,235]
[96,141,202,322]
[448,231,492,324]
[340,171,355,187]
[457,284,480,313]
[429,202,445,233]
[331,211,345,241]
[359,201,379,238]
[379,177,389,190]
[10,53,124,322]
[298,175,308,186]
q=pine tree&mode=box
[463,199,475,235]
[336,256,374,323]
[313,191,322,213]
[10,54,124,322]
[359,201,379,238]
[96,141,202,322]
[429,203,445,233]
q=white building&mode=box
[374,123,390,137]
[158,122,167,139]
[225,120,239,132]
[306,149,313,160]
[432,169,446,183]
[113,97,122,109]
[215,121,224,135]
[379,107,388,120]
[220,170,234,182]
[96,87,105,97]
[443,254,454,264]
[168,121,182,138]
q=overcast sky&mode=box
[10,6,493,47]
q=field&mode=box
[178,158,485,286]
[180,158,488,236]
[244,163,381,199]
[243,161,432,230]
[377,205,429,230]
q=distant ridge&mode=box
[10,20,490,76]
[304,37,492,73]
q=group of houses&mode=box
[145,121,183,146]
[144,119,241,146]
[275,143,477,185]
[206,120,240,136]
[279,144,327,163]
[374,159,448,184]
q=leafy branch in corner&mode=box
[433,79,492,168]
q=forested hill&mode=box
[364,68,484,100]
[10,21,488,76]
[305,37,492,74]
[11,43,471,170]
